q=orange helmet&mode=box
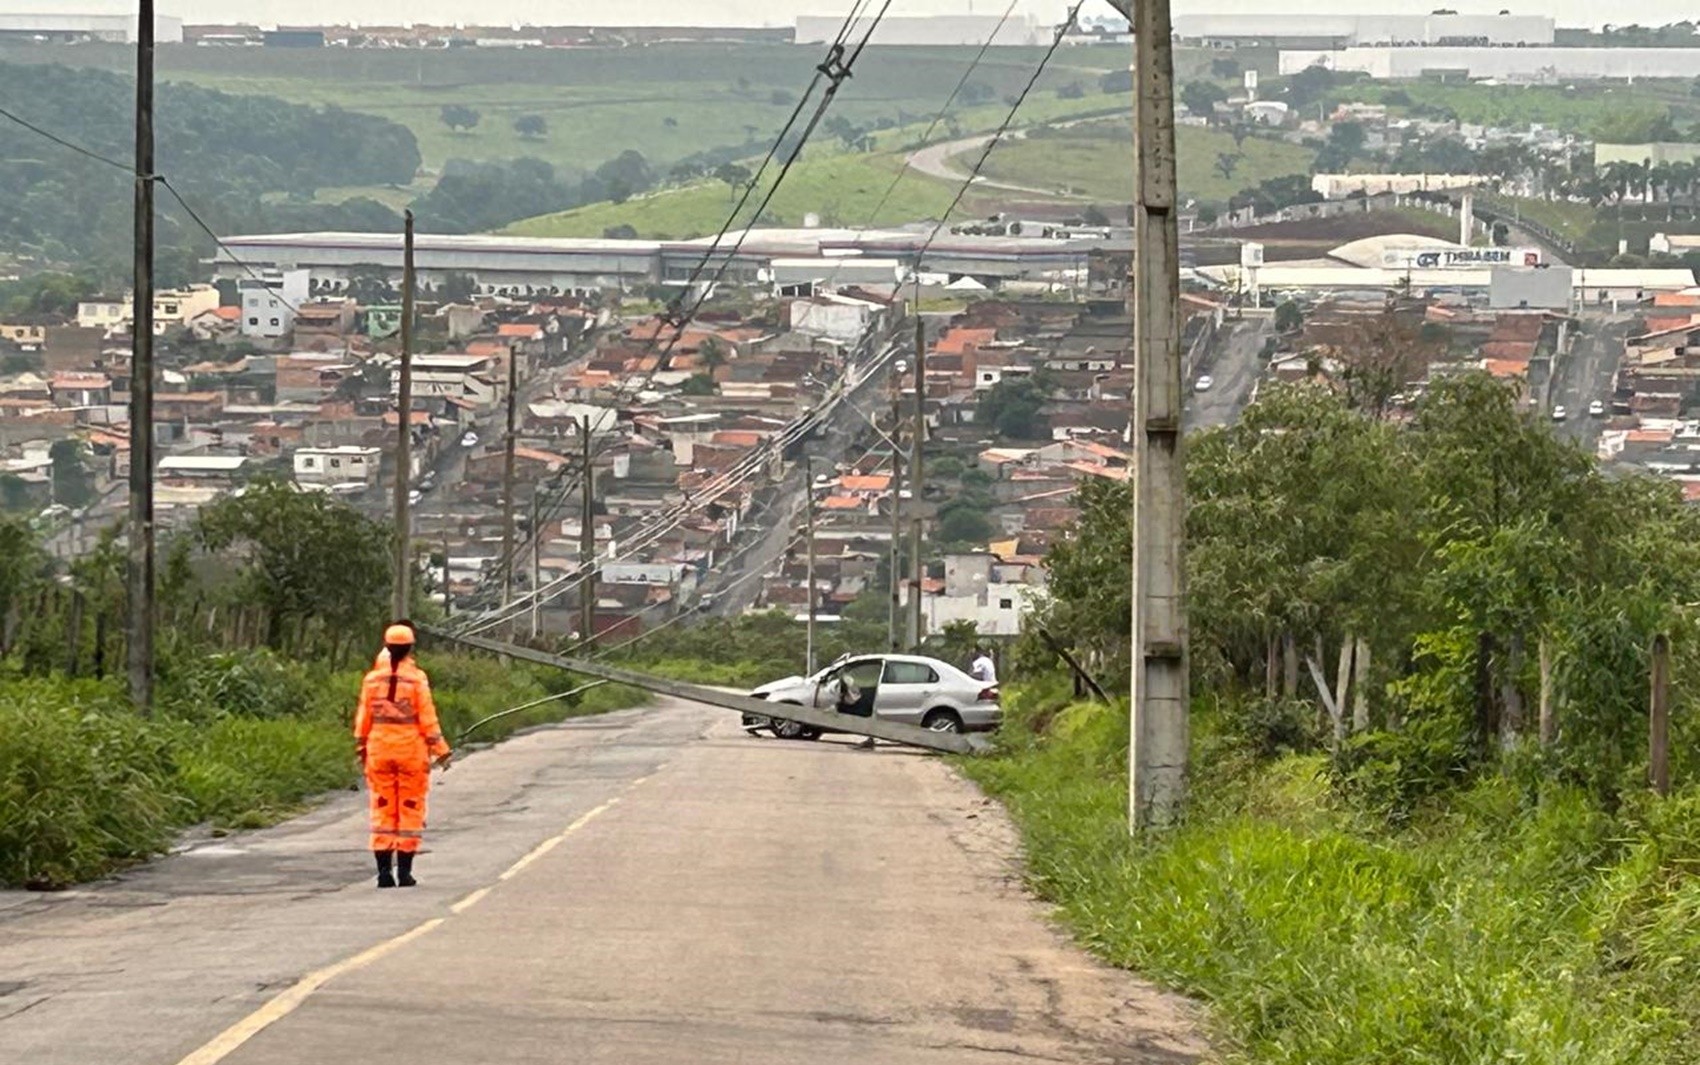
[383,623,416,646]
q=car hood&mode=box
[749,676,805,697]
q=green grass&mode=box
[0,650,645,887]
[959,685,1700,1064]
[0,41,1137,181]
[505,149,976,239]
[1360,81,1700,138]
[982,121,1316,205]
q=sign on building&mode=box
[1380,247,1541,269]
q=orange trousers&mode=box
[365,756,430,853]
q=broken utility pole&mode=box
[390,211,416,621]
[126,0,157,712]
[1128,0,1189,831]
[578,415,597,649]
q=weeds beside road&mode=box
[963,682,1700,1065]
[0,651,642,888]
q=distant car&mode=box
[1551,405,1568,421]
[743,653,1001,739]
[1194,375,1214,393]
[459,430,479,449]
[1588,400,1605,417]
[408,489,422,506]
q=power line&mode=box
[157,176,304,315]
[820,0,1020,291]
[915,0,1087,262]
[0,104,134,173]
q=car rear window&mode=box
[883,661,939,684]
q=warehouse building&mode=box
[1179,12,1553,48]
[0,12,183,43]
[1281,46,1700,82]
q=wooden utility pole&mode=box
[578,416,596,649]
[1128,0,1189,831]
[126,0,156,711]
[804,455,817,675]
[887,359,906,652]
[530,492,543,641]
[1650,633,1671,797]
[441,528,452,616]
[500,348,519,628]
[390,212,415,621]
[908,313,926,651]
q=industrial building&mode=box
[212,228,1107,296]
[1280,46,1700,82]
[0,12,183,43]
[795,14,1045,47]
[1177,12,1554,48]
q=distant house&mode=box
[156,454,249,483]
[239,269,311,339]
[48,372,112,407]
[76,296,131,331]
[292,300,357,344]
[293,445,380,491]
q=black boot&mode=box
[397,850,417,888]
[375,849,396,889]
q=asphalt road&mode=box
[1185,318,1271,431]
[0,699,1203,1065]
[1549,314,1635,450]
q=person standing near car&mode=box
[970,646,998,685]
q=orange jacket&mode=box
[356,656,451,765]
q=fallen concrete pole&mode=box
[424,627,989,756]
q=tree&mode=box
[938,503,993,545]
[1100,69,1134,94]
[715,163,752,204]
[1210,57,1242,80]
[1274,299,1304,334]
[679,373,715,396]
[1215,152,1242,181]
[976,376,1050,440]
[697,336,729,374]
[48,439,94,509]
[1058,82,1085,100]
[962,80,996,105]
[1181,80,1228,119]
[440,272,478,303]
[1335,311,1440,419]
[602,223,639,240]
[513,114,547,139]
[440,105,481,133]
[194,480,392,655]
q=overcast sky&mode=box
[0,0,1685,33]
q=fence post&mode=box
[1650,633,1671,797]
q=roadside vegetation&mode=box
[0,482,639,888]
[964,373,1700,1064]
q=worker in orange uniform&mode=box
[355,623,452,888]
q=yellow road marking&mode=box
[172,793,628,1062]
[449,886,492,914]
[173,918,444,1065]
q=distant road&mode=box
[905,131,1086,199]
[1186,317,1273,431]
[1551,314,1636,450]
[0,700,1204,1064]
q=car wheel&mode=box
[922,709,964,734]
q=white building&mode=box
[153,285,221,336]
[787,293,885,343]
[1179,13,1554,47]
[238,270,310,339]
[1281,46,1700,83]
[0,12,183,44]
[1311,173,1480,200]
[796,13,1043,46]
[293,445,380,491]
[395,353,501,410]
[76,297,131,331]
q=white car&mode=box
[743,653,1002,739]
[1588,400,1605,417]
[459,430,479,449]
[1551,405,1568,421]
[1194,375,1214,393]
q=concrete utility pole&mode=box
[804,454,817,675]
[500,347,519,630]
[578,415,596,649]
[908,312,926,651]
[530,493,543,641]
[887,359,906,652]
[390,212,415,621]
[441,528,452,616]
[1128,0,1189,831]
[126,0,156,711]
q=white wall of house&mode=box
[239,270,310,339]
[293,446,380,487]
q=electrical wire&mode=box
[158,176,305,315]
[455,0,889,618]
[913,1,1087,263]
[0,104,133,173]
[816,0,1020,293]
